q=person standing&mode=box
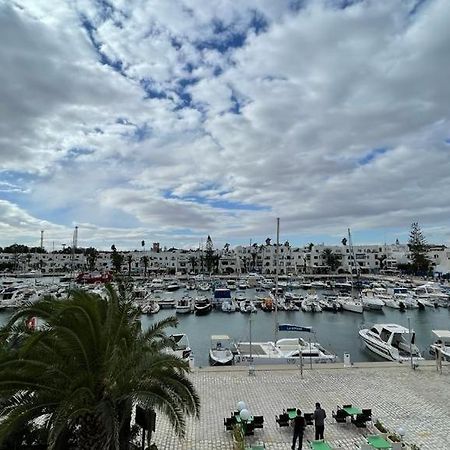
[292,409,305,450]
[313,402,326,440]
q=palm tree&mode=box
[321,248,342,273]
[0,286,200,449]
[126,254,133,277]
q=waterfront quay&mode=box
[152,362,450,449]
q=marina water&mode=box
[1,283,449,367]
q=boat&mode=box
[413,283,449,307]
[166,282,181,292]
[158,297,176,309]
[233,338,336,365]
[382,296,405,310]
[429,330,450,361]
[235,291,246,302]
[75,272,112,284]
[141,301,160,314]
[197,282,211,292]
[238,281,248,290]
[359,323,424,362]
[167,334,194,366]
[150,278,165,290]
[337,296,363,313]
[239,300,257,313]
[176,297,192,314]
[302,295,322,312]
[260,297,274,312]
[213,288,232,307]
[284,301,300,311]
[221,299,237,312]
[319,298,342,312]
[361,290,385,311]
[209,335,234,366]
[226,279,237,290]
[310,280,328,289]
[194,297,212,315]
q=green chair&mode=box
[310,440,333,450]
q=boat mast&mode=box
[347,228,359,298]
[274,218,280,343]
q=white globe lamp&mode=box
[237,401,246,412]
[239,408,251,422]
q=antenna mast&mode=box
[274,218,280,343]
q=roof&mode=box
[432,330,450,339]
[377,323,411,333]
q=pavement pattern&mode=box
[150,362,450,450]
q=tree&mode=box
[110,246,124,274]
[341,238,347,246]
[141,255,149,278]
[189,256,197,274]
[265,238,271,246]
[85,247,99,272]
[408,222,430,275]
[321,248,341,273]
[204,236,214,274]
[0,286,200,449]
[126,254,133,277]
[307,243,314,252]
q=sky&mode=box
[1,0,450,250]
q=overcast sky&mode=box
[1,0,449,250]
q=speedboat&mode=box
[176,297,192,314]
[197,282,211,292]
[239,300,257,313]
[414,283,449,307]
[359,323,423,362]
[337,296,363,313]
[429,330,450,361]
[319,298,342,312]
[167,333,194,365]
[221,299,237,313]
[194,297,212,315]
[233,338,336,365]
[361,290,385,311]
[141,301,160,314]
[166,282,181,292]
[209,335,234,366]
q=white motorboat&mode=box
[239,300,257,313]
[359,323,423,363]
[167,334,194,366]
[150,278,165,290]
[361,290,385,311]
[302,294,322,312]
[429,330,450,362]
[141,301,160,314]
[176,297,192,314]
[166,282,181,292]
[221,299,237,313]
[226,280,237,290]
[310,281,328,289]
[233,338,336,365]
[337,296,363,313]
[158,297,176,309]
[194,297,212,315]
[235,291,246,302]
[197,282,211,292]
[319,298,342,312]
[382,296,404,310]
[209,335,234,366]
[414,283,449,306]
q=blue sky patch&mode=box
[358,147,388,165]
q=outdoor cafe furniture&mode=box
[253,415,264,429]
[366,435,392,449]
[309,440,333,450]
[304,412,314,425]
[276,413,290,427]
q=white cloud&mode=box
[1,0,450,247]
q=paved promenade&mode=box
[152,362,450,449]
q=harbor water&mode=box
[1,283,449,367]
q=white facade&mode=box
[0,242,449,275]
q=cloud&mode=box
[1,0,450,248]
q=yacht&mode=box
[166,282,181,292]
[150,278,165,291]
[413,283,449,307]
[233,338,336,365]
[197,282,211,292]
[175,297,192,314]
[359,323,423,362]
[429,330,450,361]
[194,297,212,315]
[337,296,363,313]
[141,301,160,314]
[209,335,234,366]
[239,300,257,313]
[319,298,342,312]
[361,290,385,311]
[221,299,237,313]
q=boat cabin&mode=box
[370,324,415,352]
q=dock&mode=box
[151,361,450,449]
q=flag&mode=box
[278,323,313,333]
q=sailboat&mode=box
[338,228,363,314]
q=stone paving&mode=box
[151,363,450,450]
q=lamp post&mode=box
[408,316,413,369]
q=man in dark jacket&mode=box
[292,409,305,450]
[313,402,326,440]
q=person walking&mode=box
[313,402,326,440]
[292,409,305,450]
